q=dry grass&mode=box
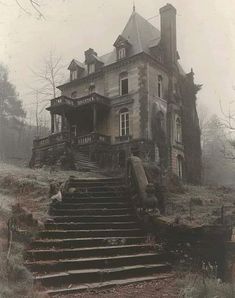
[0,162,104,298]
[165,184,235,226]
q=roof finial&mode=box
[133,1,136,12]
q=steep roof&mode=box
[120,11,161,56]
[69,10,161,71]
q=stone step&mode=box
[27,244,152,261]
[30,236,146,249]
[38,228,144,239]
[45,274,172,295]
[65,186,127,193]
[52,202,130,210]
[35,263,171,288]
[48,214,136,223]
[62,196,128,204]
[50,207,133,216]
[26,252,166,273]
[67,178,124,187]
[62,191,127,198]
[45,222,138,230]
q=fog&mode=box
[0,0,235,119]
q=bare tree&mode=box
[0,0,46,19]
[30,49,65,100]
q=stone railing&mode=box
[50,93,110,109]
[76,132,111,145]
[33,131,69,148]
[126,156,158,218]
[51,96,75,106]
[76,93,110,107]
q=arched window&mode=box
[119,108,129,136]
[71,91,77,98]
[177,155,184,179]
[157,75,163,98]
[176,117,182,143]
[120,72,128,96]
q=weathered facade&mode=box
[30,4,201,184]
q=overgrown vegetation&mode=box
[178,273,235,298]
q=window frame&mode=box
[157,75,163,98]
[88,63,95,74]
[71,70,77,81]
[118,47,126,60]
[120,72,128,96]
[177,155,183,179]
[119,109,129,137]
[176,117,182,143]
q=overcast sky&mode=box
[1,0,235,121]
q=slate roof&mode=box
[71,11,161,69]
[66,10,186,79]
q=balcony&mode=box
[47,93,110,114]
[33,131,69,148]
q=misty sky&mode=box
[1,0,235,122]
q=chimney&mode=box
[84,48,97,64]
[159,3,177,66]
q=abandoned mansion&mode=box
[30,3,201,184]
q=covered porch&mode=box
[44,93,111,147]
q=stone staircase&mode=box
[25,177,171,295]
[73,150,99,172]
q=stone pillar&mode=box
[50,112,54,133]
[93,104,97,132]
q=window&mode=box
[71,91,77,98]
[89,85,95,94]
[177,155,183,179]
[176,117,182,143]
[157,111,164,131]
[120,72,128,95]
[71,70,77,81]
[120,108,129,136]
[157,75,163,98]
[118,47,126,59]
[54,114,62,133]
[88,63,95,74]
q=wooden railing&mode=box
[76,132,111,145]
[33,131,69,148]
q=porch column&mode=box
[50,112,54,133]
[93,104,97,132]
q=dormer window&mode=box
[118,48,126,60]
[71,70,77,81]
[88,63,95,74]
